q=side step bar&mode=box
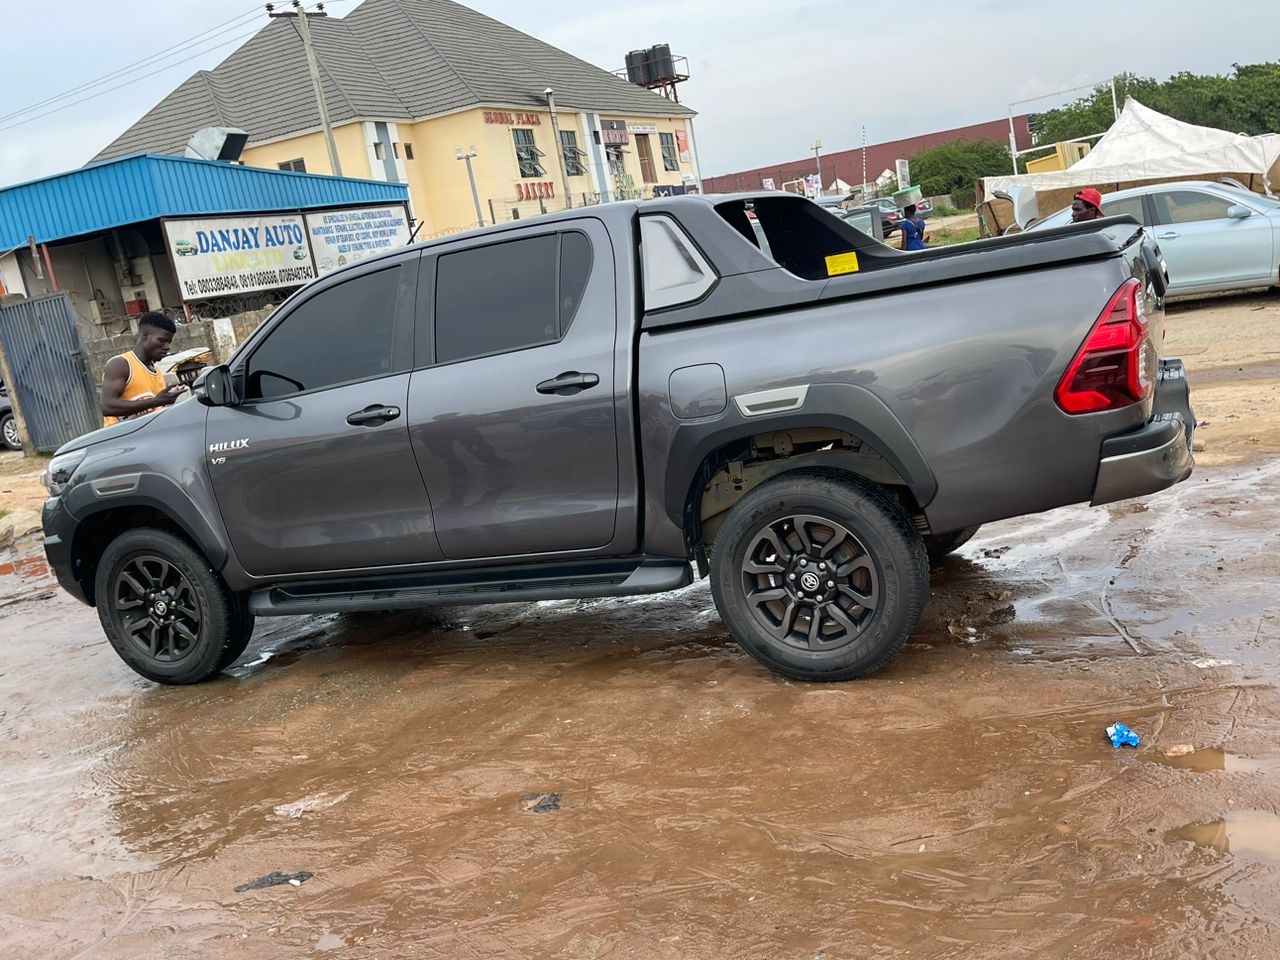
[248,559,693,617]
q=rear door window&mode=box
[432,231,593,365]
[1101,195,1146,223]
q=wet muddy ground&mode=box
[2,295,1280,958]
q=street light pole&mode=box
[544,87,572,209]
[456,147,484,229]
[268,2,342,177]
[811,139,823,194]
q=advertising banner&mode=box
[675,130,690,163]
[164,214,315,301]
[304,204,411,276]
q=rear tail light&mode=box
[1055,278,1152,414]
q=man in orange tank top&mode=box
[101,313,187,427]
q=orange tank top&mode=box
[103,351,168,427]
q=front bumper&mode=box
[42,496,91,606]
[1090,358,1195,507]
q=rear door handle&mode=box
[346,404,401,426]
[1157,231,1180,240]
[536,371,600,396]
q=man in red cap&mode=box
[1071,188,1105,222]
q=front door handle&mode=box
[1157,231,1180,240]
[346,404,401,426]
[536,371,600,396]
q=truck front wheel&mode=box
[94,528,250,684]
[709,470,929,681]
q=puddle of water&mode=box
[1151,748,1276,774]
[1167,810,1280,860]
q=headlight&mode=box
[43,448,87,497]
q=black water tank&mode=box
[626,49,650,85]
[648,43,675,82]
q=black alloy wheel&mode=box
[94,528,251,684]
[710,469,929,681]
[740,514,880,652]
[112,554,204,664]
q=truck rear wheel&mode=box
[94,528,246,685]
[709,469,929,681]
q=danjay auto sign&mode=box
[165,213,315,300]
[165,203,411,301]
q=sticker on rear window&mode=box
[825,252,860,276]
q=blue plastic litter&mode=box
[1106,722,1140,749]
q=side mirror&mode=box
[1227,204,1252,219]
[195,364,237,407]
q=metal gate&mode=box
[0,293,101,453]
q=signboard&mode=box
[675,130,690,162]
[895,158,910,191]
[805,174,821,199]
[304,204,411,276]
[762,177,776,190]
[630,124,658,134]
[484,111,541,126]
[598,119,629,145]
[165,213,315,301]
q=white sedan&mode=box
[1031,181,1280,299]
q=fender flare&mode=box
[66,472,230,570]
[662,382,937,529]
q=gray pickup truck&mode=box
[42,193,1194,685]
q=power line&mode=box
[0,24,268,135]
[0,5,265,126]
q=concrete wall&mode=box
[82,307,273,384]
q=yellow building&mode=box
[92,0,701,238]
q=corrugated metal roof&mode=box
[92,0,694,163]
[0,153,409,249]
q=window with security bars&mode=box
[560,130,587,177]
[513,128,546,178]
[660,132,679,171]
[278,158,306,173]
[606,145,626,176]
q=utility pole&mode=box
[456,147,484,229]
[544,88,572,209]
[811,139,823,194]
[861,126,868,199]
[268,2,342,177]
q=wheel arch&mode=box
[68,488,228,607]
[664,385,937,557]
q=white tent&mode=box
[983,97,1280,202]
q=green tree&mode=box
[909,139,1011,208]
[1031,63,1280,144]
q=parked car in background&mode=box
[1,380,21,451]
[1030,181,1280,298]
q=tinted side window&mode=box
[1101,196,1145,222]
[559,231,592,335]
[434,232,592,364]
[1152,191,1233,225]
[245,267,399,400]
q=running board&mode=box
[248,559,693,616]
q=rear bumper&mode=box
[1090,358,1195,507]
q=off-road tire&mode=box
[709,469,929,681]
[923,525,981,565]
[94,528,245,684]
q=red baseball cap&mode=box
[1074,188,1103,210]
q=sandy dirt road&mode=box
[0,293,1278,959]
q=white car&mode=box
[1031,181,1280,299]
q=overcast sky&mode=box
[1,0,1276,187]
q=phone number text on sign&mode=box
[165,214,316,301]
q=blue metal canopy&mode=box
[0,153,409,250]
